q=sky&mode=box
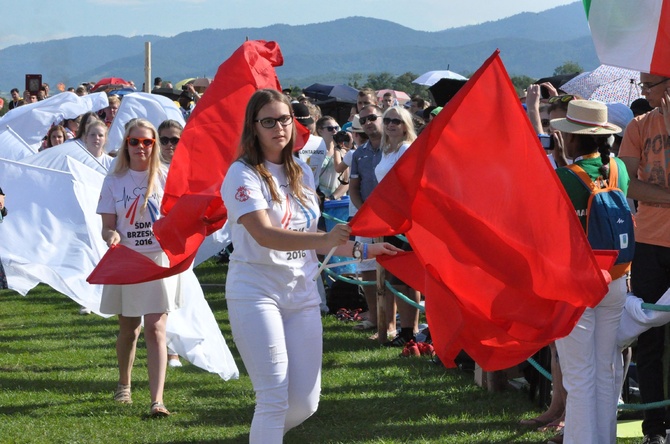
[0,0,578,50]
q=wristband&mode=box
[363,243,368,260]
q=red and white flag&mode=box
[584,0,670,76]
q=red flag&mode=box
[88,40,285,285]
[350,50,611,371]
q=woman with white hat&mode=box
[551,99,633,444]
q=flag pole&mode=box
[375,237,387,343]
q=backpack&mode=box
[566,158,634,277]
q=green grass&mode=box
[0,260,638,443]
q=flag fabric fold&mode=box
[87,40,285,284]
[584,0,670,76]
[351,50,611,371]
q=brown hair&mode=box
[238,89,307,205]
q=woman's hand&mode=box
[324,224,351,248]
[104,230,121,247]
[367,242,403,258]
[551,131,568,168]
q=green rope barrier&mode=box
[321,266,375,286]
[641,302,670,312]
[526,357,552,382]
[384,280,425,312]
[618,399,670,411]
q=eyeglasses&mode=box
[159,136,180,146]
[637,78,669,90]
[127,137,155,147]
[383,117,403,126]
[321,125,340,132]
[255,115,293,129]
[548,95,576,103]
[358,114,379,124]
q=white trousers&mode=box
[227,298,322,444]
[556,276,626,444]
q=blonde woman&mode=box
[96,118,182,417]
[375,105,422,347]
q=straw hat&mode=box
[550,100,621,135]
[346,115,365,133]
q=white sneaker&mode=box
[168,359,182,368]
[79,306,91,315]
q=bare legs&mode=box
[116,313,169,404]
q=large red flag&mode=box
[350,50,612,371]
[88,40,285,284]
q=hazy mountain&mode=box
[0,2,595,93]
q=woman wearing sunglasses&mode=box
[96,118,181,418]
[315,115,348,200]
[221,89,400,443]
[157,119,183,165]
[374,105,423,346]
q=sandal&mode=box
[150,401,170,418]
[113,384,132,404]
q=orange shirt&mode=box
[619,109,670,247]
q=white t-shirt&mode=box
[342,148,357,218]
[221,158,321,308]
[375,143,411,182]
[297,134,327,184]
[96,153,115,171]
[97,168,167,253]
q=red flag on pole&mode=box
[350,50,612,371]
[88,40,285,284]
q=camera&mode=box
[182,84,189,91]
[539,134,554,150]
[333,130,352,145]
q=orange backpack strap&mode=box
[565,163,598,192]
[608,158,619,187]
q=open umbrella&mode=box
[152,87,183,101]
[429,79,468,106]
[92,77,131,93]
[303,83,359,103]
[560,65,642,106]
[413,70,467,86]
[377,89,411,104]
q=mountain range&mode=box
[0,1,596,93]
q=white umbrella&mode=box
[0,92,108,148]
[413,70,468,86]
[106,92,186,153]
[560,64,642,106]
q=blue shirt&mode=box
[350,141,382,202]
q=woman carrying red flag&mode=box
[221,89,400,443]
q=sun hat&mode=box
[346,115,365,133]
[550,100,621,135]
[291,102,314,126]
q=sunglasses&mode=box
[637,78,669,90]
[321,125,340,132]
[255,114,293,129]
[383,117,403,126]
[358,114,379,124]
[548,95,576,103]
[159,136,180,146]
[127,137,155,147]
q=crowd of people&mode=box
[1,69,669,444]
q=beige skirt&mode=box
[101,250,183,317]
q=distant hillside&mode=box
[0,2,595,92]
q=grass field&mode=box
[0,260,640,443]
